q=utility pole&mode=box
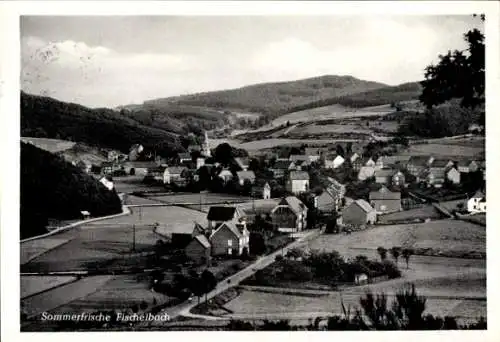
[132,224,136,252]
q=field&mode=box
[20,137,76,153]
[50,274,175,313]
[21,276,77,299]
[401,143,485,158]
[21,238,71,265]
[113,177,167,194]
[290,123,372,135]
[21,275,114,318]
[148,192,252,205]
[377,206,443,224]
[308,219,485,258]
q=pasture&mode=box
[149,192,253,205]
[401,143,485,158]
[21,238,71,265]
[308,219,485,258]
[377,206,443,224]
[290,123,372,135]
[21,276,77,299]
[20,137,76,153]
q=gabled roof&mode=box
[167,166,188,174]
[210,221,244,239]
[277,196,307,214]
[289,170,310,181]
[369,186,401,200]
[428,168,446,178]
[193,234,211,249]
[207,206,237,221]
[327,177,345,191]
[374,168,395,178]
[353,199,375,213]
[234,157,250,169]
[237,170,256,180]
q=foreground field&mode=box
[21,276,77,299]
[21,238,71,265]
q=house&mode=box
[457,160,479,173]
[251,182,271,199]
[76,160,92,174]
[196,157,206,170]
[234,157,250,171]
[206,206,245,230]
[209,221,250,256]
[304,147,322,162]
[170,222,206,248]
[407,156,434,176]
[315,177,346,213]
[431,159,454,169]
[147,166,167,182]
[271,196,308,233]
[178,152,192,164]
[358,166,376,181]
[467,190,486,213]
[107,150,119,162]
[391,170,406,187]
[324,155,345,169]
[374,168,395,184]
[187,144,202,153]
[348,152,360,164]
[164,166,188,185]
[101,161,120,175]
[468,123,484,134]
[270,160,293,178]
[237,170,256,186]
[122,161,157,176]
[446,167,461,184]
[286,171,310,194]
[218,169,234,184]
[185,234,211,265]
[99,176,114,190]
[353,157,375,171]
[80,210,91,220]
[420,168,445,188]
[289,155,311,168]
[369,186,402,214]
[365,157,376,167]
[376,156,411,170]
[128,144,144,161]
[341,199,377,226]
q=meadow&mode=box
[21,276,77,299]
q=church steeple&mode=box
[203,131,211,157]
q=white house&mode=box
[286,171,310,194]
[358,166,375,181]
[467,191,486,214]
[99,176,114,191]
[325,155,345,169]
[218,169,234,184]
[196,157,206,169]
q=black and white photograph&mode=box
[1,0,499,339]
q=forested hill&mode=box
[21,92,183,158]
[20,142,122,239]
[148,75,389,116]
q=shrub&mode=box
[383,260,401,279]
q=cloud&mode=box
[21,36,200,106]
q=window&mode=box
[227,239,232,247]
[228,248,232,255]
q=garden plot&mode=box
[21,276,77,299]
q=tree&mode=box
[213,143,234,166]
[201,269,217,303]
[402,248,414,269]
[336,144,345,157]
[325,213,339,234]
[377,247,388,261]
[420,15,484,110]
[249,232,267,255]
[390,247,402,264]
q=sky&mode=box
[20,15,483,108]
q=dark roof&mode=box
[369,186,401,200]
[193,234,211,249]
[353,199,375,213]
[207,206,237,221]
[277,196,307,214]
[289,171,310,181]
[272,160,292,169]
[431,159,452,168]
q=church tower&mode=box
[203,131,211,157]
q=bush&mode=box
[383,260,401,279]
[275,255,284,262]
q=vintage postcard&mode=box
[1,1,499,341]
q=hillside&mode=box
[148,75,389,116]
[20,142,122,239]
[21,92,183,157]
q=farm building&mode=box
[270,160,294,178]
[218,169,234,184]
[419,168,445,188]
[206,206,245,230]
[147,166,167,182]
[209,221,250,257]
[341,199,377,226]
[446,167,461,184]
[101,161,121,175]
[122,161,157,176]
[286,171,310,194]
[236,171,256,186]
[185,235,211,265]
[467,190,486,214]
[271,196,308,233]
[358,166,375,181]
[164,166,189,185]
[369,186,402,214]
[391,170,406,187]
[324,155,345,169]
[376,156,411,170]
[407,156,434,176]
[457,160,479,173]
[374,168,395,184]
